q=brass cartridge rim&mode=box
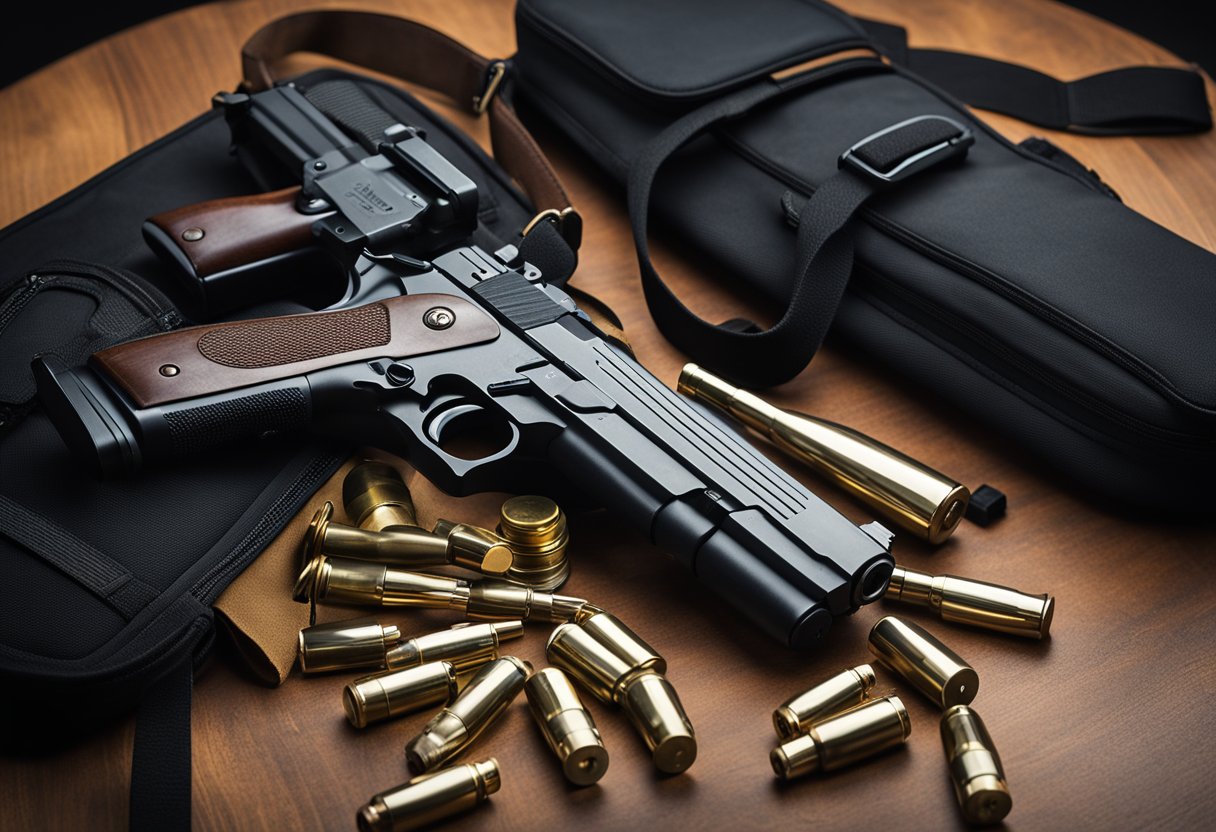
[293,502,334,602]
[927,484,970,545]
[499,495,562,541]
[653,733,697,775]
[565,742,610,786]
[960,773,1012,824]
[941,669,980,709]
[773,706,800,740]
[1039,595,1056,638]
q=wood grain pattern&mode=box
[1,1,1215,830]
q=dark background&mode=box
[1,1,1214,89]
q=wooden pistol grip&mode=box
[145,186,329,278]
[91,294,501,408]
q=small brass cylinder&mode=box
[886,565,1054,639]
[773,664,877,739]
[305,556,470,609]
[619,671,697,774]
[463,581,586,623]
[771,696,910,779]
[678,363,969,544]
[405,657,531,774]
[525,667,609,786]
[385,621,524,672]
[439,523,515,576]
[357,758,500,832]
[573,605,666,675]
[297,616,400,675]
[497,495,571,590]
[546,622,635,704]
[869,616,978,709]
[344,661,459,728]
[941,705,1012,825]
[343,460,419,531]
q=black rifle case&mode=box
[511,0,1216,515]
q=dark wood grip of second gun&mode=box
[146,186,325,278]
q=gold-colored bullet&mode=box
[405,657,531,774]
[344,661,460,728]
[384,621,524,672]
[547,623,697,774]
[573,604,666,675]
[941,705,1012,825]
[460,581,587,623]
[773,664,877,739]
[869,616,978,709]
[771,695,910,779]
[496,495,571,590]
[678,363,969,544]
[300,502,513,578]
[294,553,470,609]
[525,667,609,786]
[885,565,1054,639]
[343,460,419,531]
[297,616,401,675]
[357,758,500,832]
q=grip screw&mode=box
[181,228,204,242]
[159,364,180,377]
[424,307,455,330]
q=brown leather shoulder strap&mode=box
[240,10,576,233]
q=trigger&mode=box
[425,402,485,444]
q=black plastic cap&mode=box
[964,485,1007,527]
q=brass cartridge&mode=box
[885,565,1054,639]
[357,758,500,832]
[548,623,697,774]
[343,460,419,531]
[294,554,470,609]
[525,667,609,785]
[573,604,667,675]
[771,695,910,779]
[497,495,571,590]
[297,616,401,675]
[458,581,587,623]
[301,501,513,577]
[869,616,978,709]
[385,621,523,672]
[618,670,697,774]
[941,705,1012,825]
[405,657,532,774]
[678,363,969,544]
[344,661,460,728]
[773,664,877,739]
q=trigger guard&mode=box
[421,399,521,472]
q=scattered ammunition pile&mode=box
[768,567,1053,826]
[293,461,696,831]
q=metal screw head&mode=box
[313,160,327,171]
[159,364,180,377]
[423,307,455,330]
[181,228,204,242]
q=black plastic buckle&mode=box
[839,115,974,185]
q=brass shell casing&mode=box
[299,501,512,579]
[357,758,500,832]
[941,705,1012,825]
[297,616,401,675]
[678,363,969,544]
[344,661,459,728]
[343,460,419,531]
[385,621,524,672]
[771,695,910,779]
[773,664,878,739]
[405,657,532,774]
[886,566,1054,639]
[619,671,697,774]
[573,605,667,675]
[525,667,609,786]
[869,616,978,709]
[547,624,696,774]
[496,495,571,590]
[301,555,470,609]
[462,581,586,623]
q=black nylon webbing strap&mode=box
[861,19,1211,135]
[626,85,968,387]
[0,494,158,619]
[303,80,402,152]
[130,658,193,832]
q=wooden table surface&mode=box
[2,1,1214,830]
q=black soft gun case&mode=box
[512,0,1216,514]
